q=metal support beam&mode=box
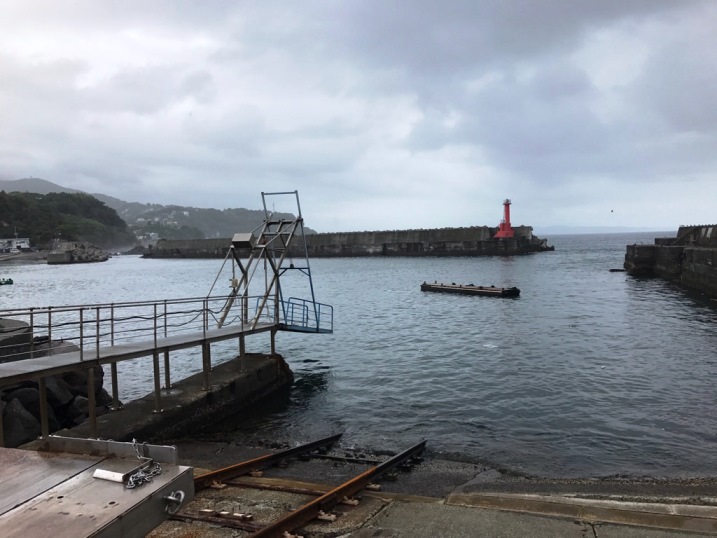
[163,350,171,389]
[87,367,97,437]
[152,351,162,413]
[202,342,211,391]
[110,362,120,410]
[38,377,49,438]
[0,407,3,447]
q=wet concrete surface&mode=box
[148,438,717,537]
[164,438,717,502]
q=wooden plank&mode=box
[0,456,190,537]
[0,448,102,516]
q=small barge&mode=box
[421,282,520,297]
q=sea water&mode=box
[2,231,716,478]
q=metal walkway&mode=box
[0,295,278,445]
[0,318,276,386]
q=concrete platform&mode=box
[150,473,717,537]
[37,353,293,445]
[145,439,717,537]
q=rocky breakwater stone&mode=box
[0,319,114,447]
[70,243,109,263]
[0,318,33,360]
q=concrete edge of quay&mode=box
[24,352,293,447]
[149,474,717,537]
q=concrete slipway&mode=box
[148,445,717,537]
[44,353,717,537]
[17,351,717,537]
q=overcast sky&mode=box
[1,1,715,233]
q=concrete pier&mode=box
[624,225,717,298]
[143,225,555,259]
[44,353,294,445]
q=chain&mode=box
[125,438,162,489]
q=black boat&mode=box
[420,282,520,297]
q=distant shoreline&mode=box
[0,251,47,264]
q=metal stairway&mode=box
[209,191,333,334]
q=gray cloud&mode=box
[0,0,715,232]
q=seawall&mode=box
[25,353,294,446]
[624,225,717,298]
[143,226,554,259]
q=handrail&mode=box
[0,294,277,363]
[0,294,289,448]
[0,293,331,363]
[281,297,333,333]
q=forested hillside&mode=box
[0,191,136,249]
[0,178,316,238]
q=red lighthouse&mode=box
[494,198,515,238]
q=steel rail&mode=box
[193,433,343,492]
[249,439,426,538]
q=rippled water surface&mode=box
[2,232,716,477]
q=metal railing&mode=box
[0,294,279,363]
[0,293,331,447]
[280,297,334,333]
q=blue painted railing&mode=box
[280,297,333,334]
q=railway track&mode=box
[167,434,426,537]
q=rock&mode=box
[3,398,41,447]
[45,375,74,407]
[6,387,60,431]
[62,367,104,397]
[33,340,80,357]
[8,387,39,412]
[70,395,89,417]
[96,388,114,407]
[56,396,88,427]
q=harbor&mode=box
[2,231,715,476]
[1,214,717,534]
[3,0,717,533]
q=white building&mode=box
[0,237,32,251]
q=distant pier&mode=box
[144,225,554,259]
[624,224,717,298]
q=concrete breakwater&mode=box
[47,241,109,264]
[54,353,293,446]
[143,225,554,259]
[624,225,717,298]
